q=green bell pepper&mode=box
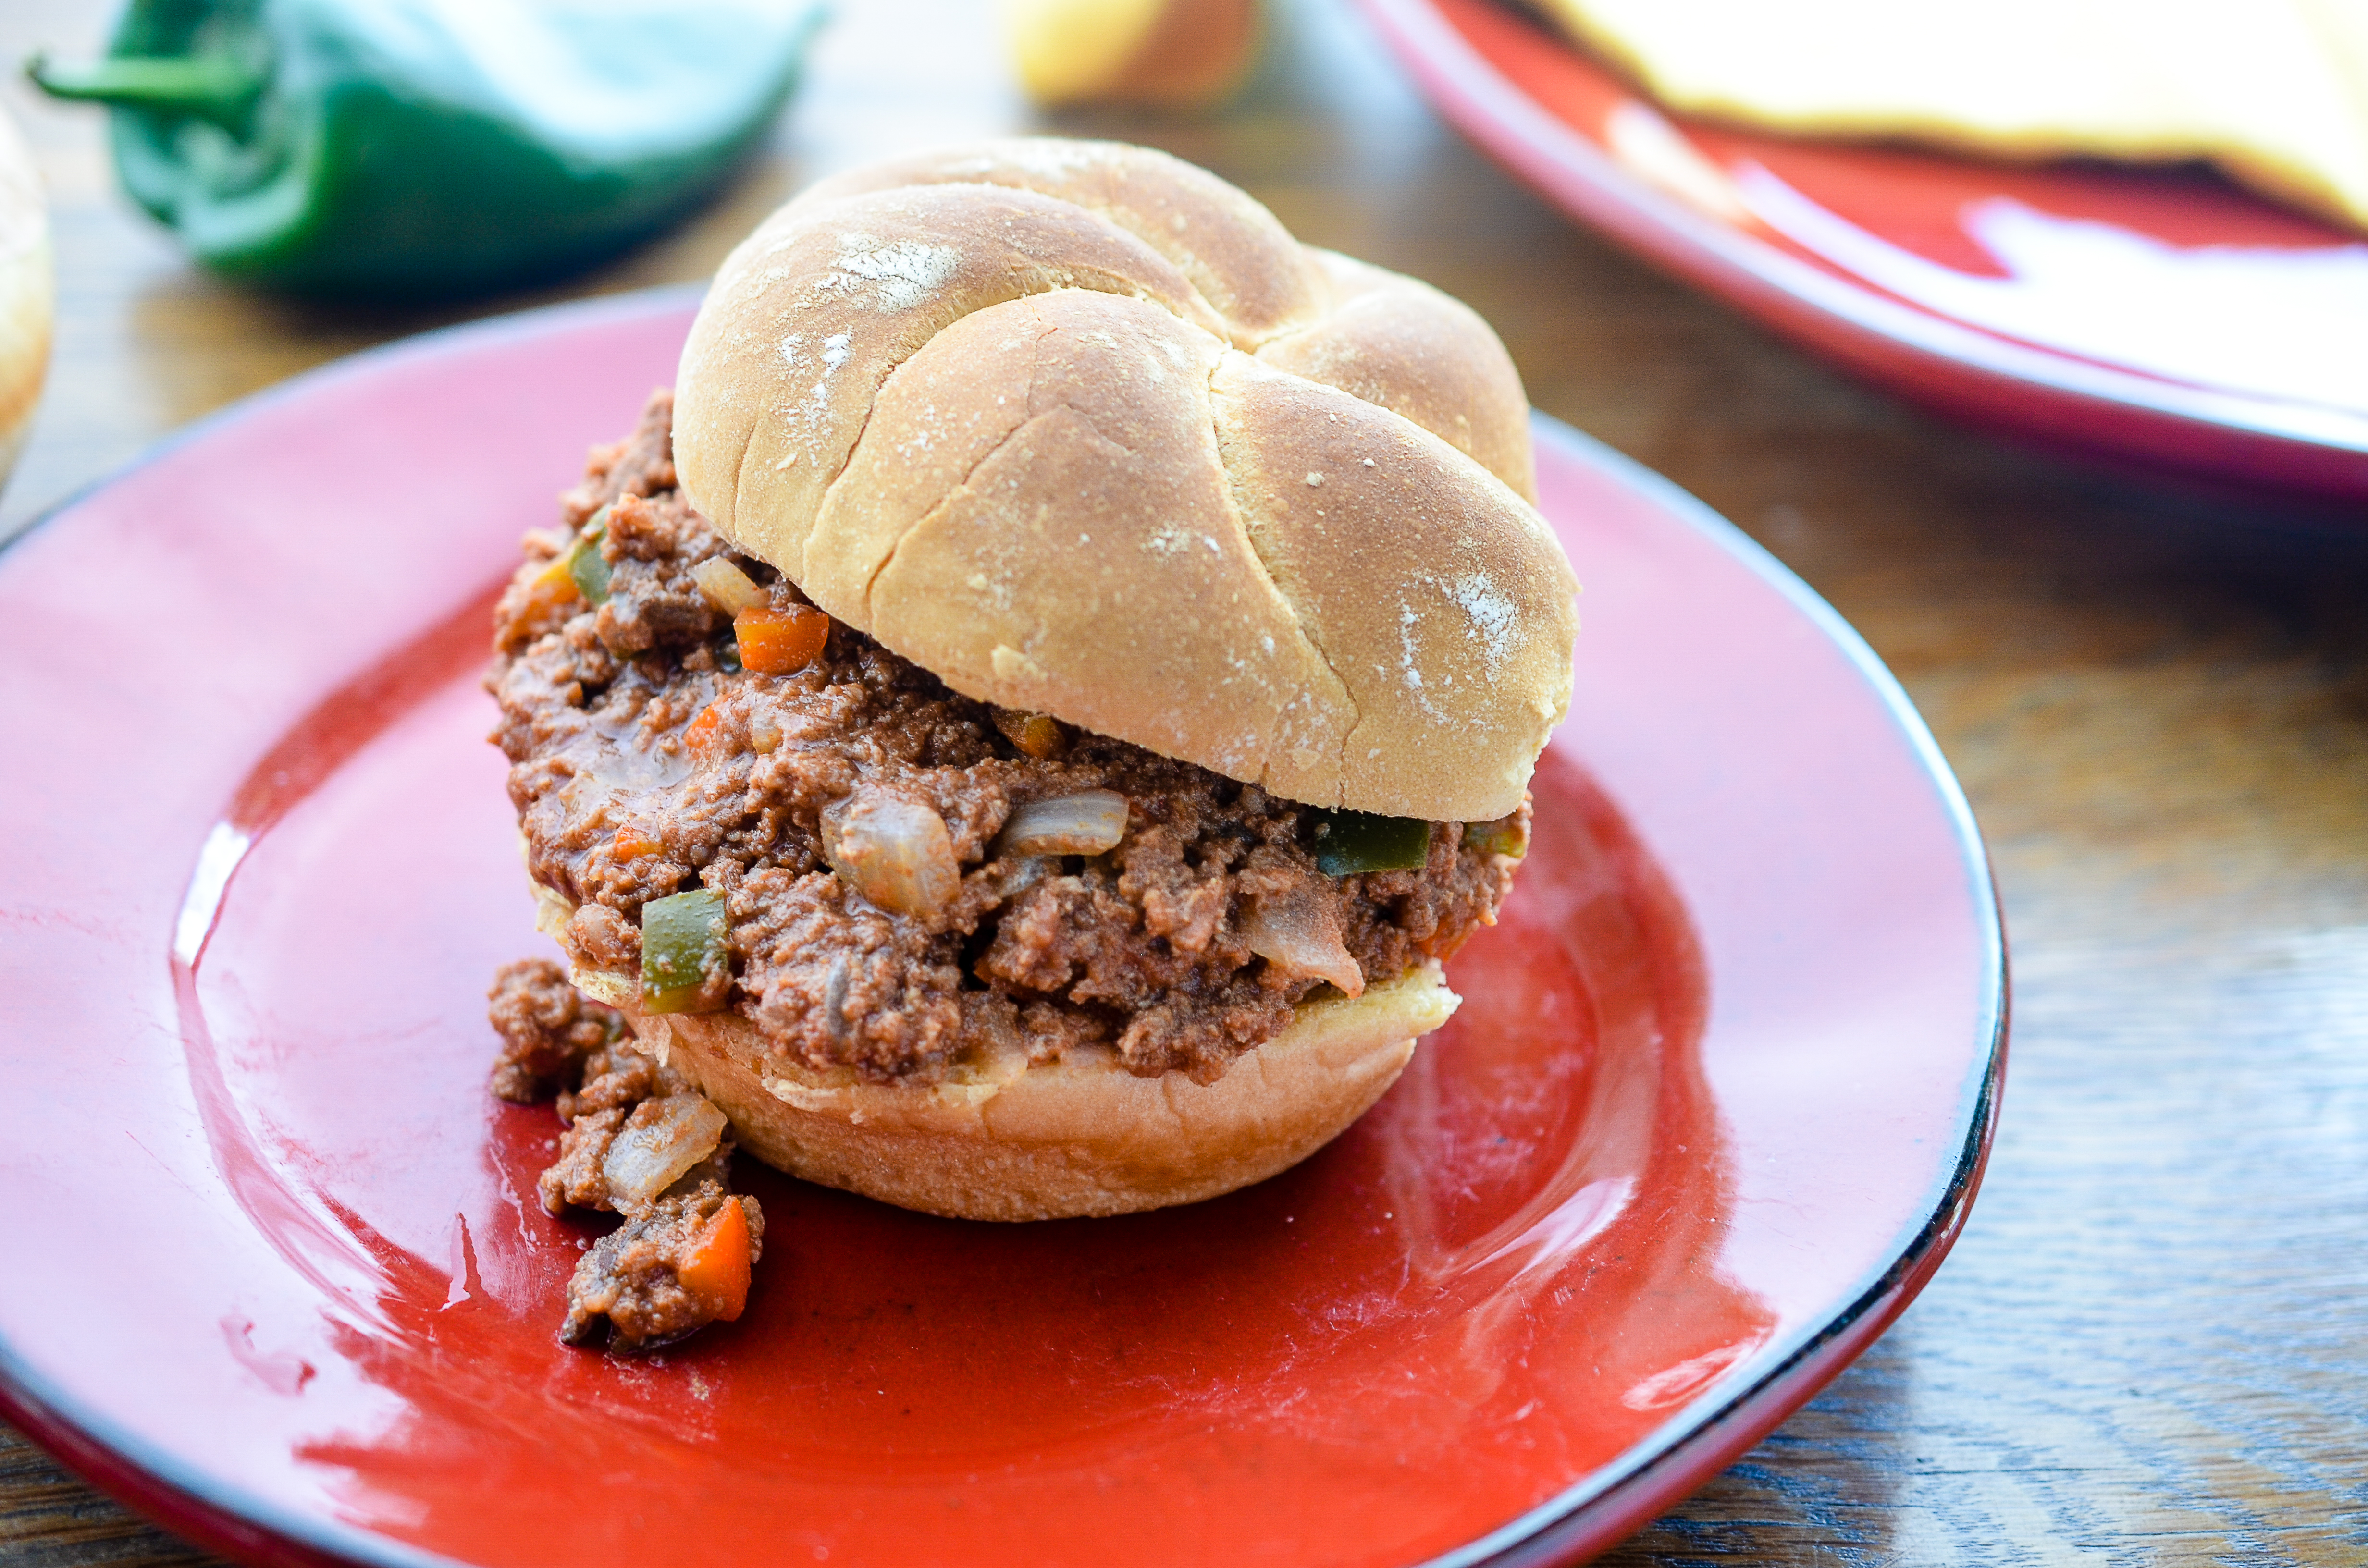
[1461,812,1528,860]
[565,504,612,604]
[641,887,729,1015]
[1308,809,1433,877]
[28,0,826,297]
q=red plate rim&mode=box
[1355,0,2368,496]
[0,287,2008,1568]
[1433,418,2006,1568]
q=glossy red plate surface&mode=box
[1359,0,2368,498]
[0,291,2003,1568]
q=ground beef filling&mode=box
[487,391,1529,1088]
[489,960,765,1352]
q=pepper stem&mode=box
[25,52,266,131]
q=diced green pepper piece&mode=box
[1463,814,1530,860]
[567,506,612,604]
[1309,810,1432,876]
[567,545,611,605]
[641,888,728,1014]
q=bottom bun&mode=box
[567,947,1457,1221]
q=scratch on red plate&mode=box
[220,1316,315,1396]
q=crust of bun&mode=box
[571,959,1457,1222]
[674,138,1575,824]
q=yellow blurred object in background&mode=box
[0,107,49,492]
[1529,0,2368,232]
[1001,0,1260,107]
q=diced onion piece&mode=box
[822,789,961,918]
[691,556,767,615]
[601,1094,728,1211]
[992,706,1067,758]
[641,888,729,1013]
[998,790,1128,857]
[678,1197,754,1320]
[736,603,830,675]
[1310,809,1431,876]
[1242,888,1365,997]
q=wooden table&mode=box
[6,0,2366,1562]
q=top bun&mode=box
[674,139,1576,822]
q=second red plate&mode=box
[1360,0,2368,499]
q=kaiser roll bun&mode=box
[674,138,1577,824]
[553,894,1458,1221]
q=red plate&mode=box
[0,291,2003,1568]
[1358,0,2368,499]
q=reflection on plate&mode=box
[0,290,2003,1568]
[1361,0,2368,498]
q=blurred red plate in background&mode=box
[1360,0,2368,500]
[0,290,2002,1568]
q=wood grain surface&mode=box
[4,0,2366,1563]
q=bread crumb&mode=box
[1306,472,1323,487]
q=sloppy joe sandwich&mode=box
[488,138,1578,1236]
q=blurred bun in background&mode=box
[0,106,49,493]
[1529,0,2368,233]
[1002,0,1261,107]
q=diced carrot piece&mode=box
[691,555,766,615]
[683,705,726,758]
[735,604,830,675]
[613,825,663,860]
[678,1198,752,1321]
[520,555,581,617]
